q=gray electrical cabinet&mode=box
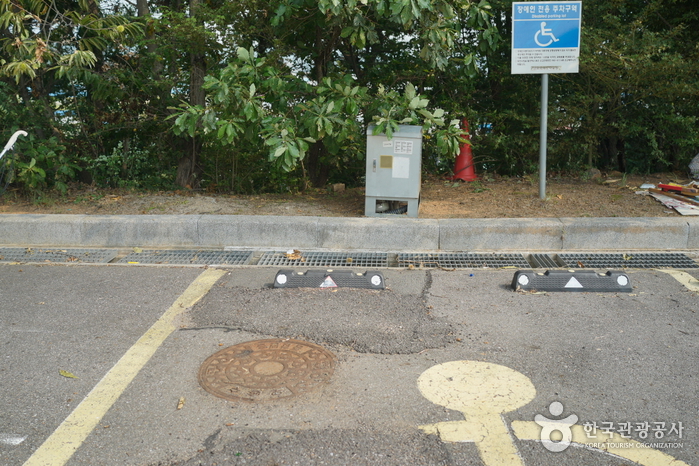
[364,124,422,217]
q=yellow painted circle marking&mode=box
[418,360,536,414]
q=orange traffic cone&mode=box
[452,118,477,182]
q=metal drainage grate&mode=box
[257,251,388,268]
[0,248,116,263]
[558,253,699,269]
[397,252,530,269]
[118,249,252,265]
[529,253,562,269]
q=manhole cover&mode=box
[198,339,335,402]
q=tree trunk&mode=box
[616,137,626,172]
[136,0,148,17]
[176,137,201,188]
[305,25,339,188]
[176,0,206,189]
[306,141,331,188]
[137,0,164,77]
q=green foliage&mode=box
[454,0,699,176]
[2,0,699,196]
[85,141,176,189]
[169,39,469,182]
[0,0,143,83]
[5,134,77,197]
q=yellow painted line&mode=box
[418,360,689,466]
[512,421,690,466]
[657,269,699,292]
[418,361,536,466]
[23,268,227,466]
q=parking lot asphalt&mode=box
[1,262,697,466]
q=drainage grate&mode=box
[0,248,116,263]
[118,249,252,265]
[529,253,562,269]
[397,252,530,269]
[257,251,388,268]
[558,253,699,269]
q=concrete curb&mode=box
[0,214,697,251]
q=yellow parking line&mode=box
[657,269,699,292]
[23,268,227,466]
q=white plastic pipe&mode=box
[0,130,28,160]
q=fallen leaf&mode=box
[556,194,563,199]
[284,249,303,260]
[132,247,142,253]
[59,370,79,379]
[177,397,185,410]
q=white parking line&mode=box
[1,433,27,446]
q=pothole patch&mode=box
[198,338,335,402]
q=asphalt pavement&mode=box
[1,261,697,466]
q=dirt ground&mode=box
[0,173,692,218]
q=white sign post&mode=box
[512,1,582,198]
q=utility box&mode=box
[364,124,422,217]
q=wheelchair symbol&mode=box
[418,361,689,466]
[534,22,559,47]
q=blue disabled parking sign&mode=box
[511,1,582,74]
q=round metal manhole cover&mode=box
[198,339,335,402]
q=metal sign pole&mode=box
[511,2,582,199]
[539,73,548,199]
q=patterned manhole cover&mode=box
[198,338,335,402]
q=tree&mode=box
[452,0,699,175]
[170,0,500,188]
[0,0,143,193]
[0,0,141,133]
[3,0,698,197]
